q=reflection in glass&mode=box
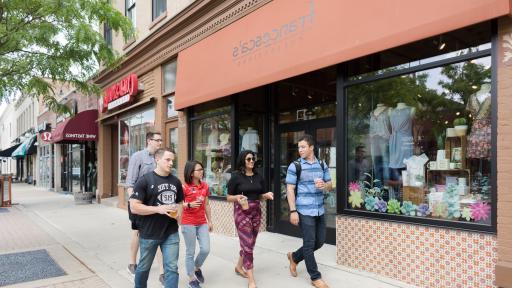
[316,127,336,228]
[163,60,177,94]
[279,130,304,221]
[192,113,231,197]
[346,56,492,225]
[119,109,155,183]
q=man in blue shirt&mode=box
[286,134,332,288]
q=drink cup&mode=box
[239,196,249,210]
[314,178,323,188]
[167,204,178,219]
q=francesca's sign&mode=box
[102,74,139,112]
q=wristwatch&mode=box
[289,210,297,214]
[187,203,191,208]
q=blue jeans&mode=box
[292,213,326,281]
[181,224,210,277]
[135,232,179,288]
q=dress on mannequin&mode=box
[467,84,491,159]
[241,127,260,152]
[389,103,414,169]
[369,104,391,185]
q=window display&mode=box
[192,113,231,197]
[119,109,155,183]
[345,54,493,227]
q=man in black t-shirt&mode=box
[130,148,184,288]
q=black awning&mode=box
[0,143,21,157]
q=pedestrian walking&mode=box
[227,150,273,288]
[125,131,167,285]
[285,134,332,288]
[181,160,213,288]
[129,148,183,288]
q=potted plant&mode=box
[453,117,468,136]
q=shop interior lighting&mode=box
[472,85,478,89]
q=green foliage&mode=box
[0,0,134,113]
[453,117,467,126]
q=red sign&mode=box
[40,132,52,142]
[102,74,138,112]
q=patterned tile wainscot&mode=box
[210,199,267,237]
[336,216,497,288]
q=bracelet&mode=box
[289,210,297,214]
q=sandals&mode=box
[235,266,248,278]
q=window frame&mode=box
[152,0,166,21]
[336,22,497,233]
[162,60,177,95]
[125,0,136,26]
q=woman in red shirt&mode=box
[181,160,212,288]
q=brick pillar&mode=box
[496,16,512,288]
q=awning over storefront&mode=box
[0,143,21,157]
[11,135,36,158]
[175,0,511,110]
[52,109,99,143]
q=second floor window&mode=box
[152,0,166,21]
[104,23,112,47]
[126,0,136,26]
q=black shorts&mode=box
[131,221,139,230]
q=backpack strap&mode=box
[293,159,302,197]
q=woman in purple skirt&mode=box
[227,150,273,288]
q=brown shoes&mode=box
[311,279,329,288]
[287,252,298,277]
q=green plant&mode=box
[453,117,467,126]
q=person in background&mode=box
[129,148,183,288]
[227,150,273,288]
[125,131,166,285]
[286,134,332,288]
[181,160,213,288]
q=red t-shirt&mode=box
[181,182,210,226]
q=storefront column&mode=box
[53,144,62,192]
[496,16,512,288]
[98,123,113,200]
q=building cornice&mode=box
[94,0,272,88]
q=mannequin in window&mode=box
[388,102,415,199]
[241,127,260,152]
[369,103,391,186]
[466,83,491,160]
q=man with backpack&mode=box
[285,134,332,288]
[126,131,165,284]
[129,148,184,288]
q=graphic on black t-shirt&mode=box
[131,172,184,240]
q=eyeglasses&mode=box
[151,138,163,142]
[194,168,204,172]
[245,157,256,162]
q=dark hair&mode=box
[355,145,366,152]
[298,134,315,146]
[236,150,256,175]
[146,131,161,143]
[184,160,204,184]
[154,148,174,160]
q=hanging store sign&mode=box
[40,132,53,142]
[102,74,139,112]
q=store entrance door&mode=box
[274,117,337,244]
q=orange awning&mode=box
[175,0,510,110]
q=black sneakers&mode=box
[194,269,205,283]
[127,264,137,276]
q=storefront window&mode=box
[191,113,231,197]
[119,109,155,183]
[169,127,178,174]
[167,96,178,118]
[238,88,264,158]
[345,55,493,227]
[163,60,177,94]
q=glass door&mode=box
[274,117,336,244]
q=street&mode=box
[0,183,414,288]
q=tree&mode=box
[0,0,134,113]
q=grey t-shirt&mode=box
[125,149,156,188]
